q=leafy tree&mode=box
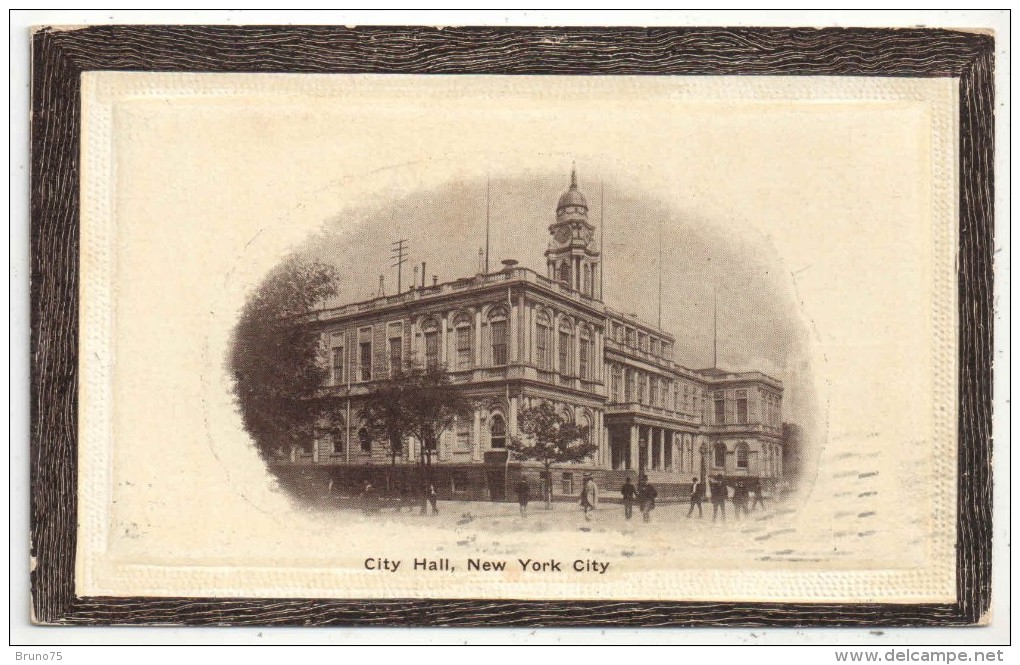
[508,401,596,509]
[359,362,473,509]
[229,255,340,461]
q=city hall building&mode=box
[277,169,785,501]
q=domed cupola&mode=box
[556,165,589,224]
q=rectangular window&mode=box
[561,472,574,495]
[359,341,372,381]
[736,389,748,424]
[714,391,725,424]
[424,331,439,368]
[558,331,571,374]
[638,374,648,404]
[650,377,658,406]
[456,327,472,369]
[491,320,508,366]
[536,325,550,369]
[451,472,469,494]
[579,338,589,379]
[455,421,472,451]
[650,338,660,357]
[331,346,345,385]
[624,370,633,402]
[388,336,402,374]
[331,430,344,454]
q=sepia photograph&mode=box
[23,20,999,638]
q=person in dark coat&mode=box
[620,477,637,520]
[638,475,657,523]
[750,478,765,512]
[515,477,530,517]
[686,476,704,518]
[710,475,727,522]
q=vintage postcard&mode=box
[71,70,964,607]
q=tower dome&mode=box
[556,165,588,213]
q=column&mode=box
[472,408,482,462]
[628,425,638,471]
[440,312,449,365]
[573,321,581,378]
[512,294,523,363]
[509,397,519,437]
[474,308,483,366]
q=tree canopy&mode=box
[508,401,596,468]
[359,363,473,465]
[229,255,340,460]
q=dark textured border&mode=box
[30,26,994,627]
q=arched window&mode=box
[535,310,552,370]
[558,262,571,285]
[558,319,573,375]
[359,428,372,454]
[713,442,727,468]
[453,312,473,370]
[488,307,508,366]
[736,442,749,469]
[489,413,506,449]
[421,317,440,368]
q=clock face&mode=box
[553,226,571,244]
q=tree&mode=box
[508,401,596,509]
[359,362,473,509]
[229,255,340,461]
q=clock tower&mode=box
[546,165,602,299]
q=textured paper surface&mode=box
[77,73,958,602]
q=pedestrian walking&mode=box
[638,476,657,523]
[732,481,750,519]
[620,476,637,520]
[425,482,439,515]
[750,478,766,512]
[580,473,598,520]
[515,477,530,517]
[710,474,727,522]
[686,476,704,518]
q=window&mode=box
[389,432,402,454]
[359,341,372,381]
[736,389,748,424]
[638,373,648,404]
[536,312,551,369]
[714,391,725,424]
[713,442,727,468]
[650,376,659,406]
[454,314,473,369]
[558,262,571,285]
[489,414,506,449]
[451,472,469,494]
[422,318,440,368]
[388,336,402,374]
[558,323,572,375]
[561,472,574,495]
[359,428,371,453]
[736,442,749,469]
[611,365,622,402]
[490,317,508,366]
[331,429,345,454]
[578,328,591,379]
[331,346,345,384]
[625,328,635,347]
[455,420,472,451]
[624,369,633,402]
[650,338,660,357]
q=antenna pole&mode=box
[390,239,408,293]
[713,288,718,369]
[658,216,663,330]
[600,179,605,301]
[485,173,491,273]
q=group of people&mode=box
[686,474,766,521]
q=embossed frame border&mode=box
[29,25,994,627]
